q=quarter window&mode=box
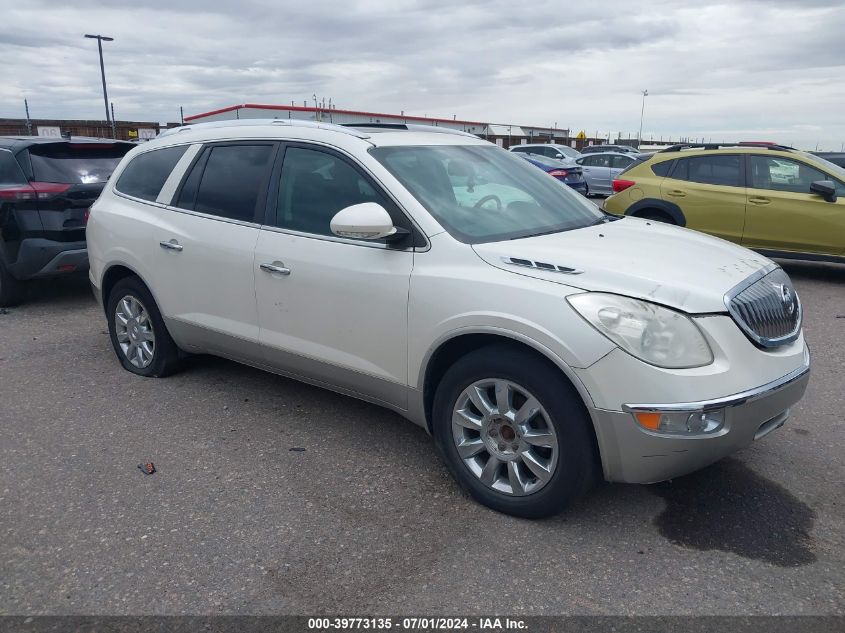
[115,145,188,202]
[272,147,392,237]
[651,160,673,177]
[178,144,275,222]
[749,156,842,194]
[0,150,26,185]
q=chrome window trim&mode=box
[156,144,203,205]
[623,347,810,413]
[258,223,417,252]
[723,263,802,348]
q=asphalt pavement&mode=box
[0,261,843,615]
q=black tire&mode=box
[637,210,675,224]
[106,276,181,377]
[432,344,597,519]
[0,259,26,308]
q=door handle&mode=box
[666,190,686,198]
[748,197,771,205]
[159,240,183,252]
[260,262,291,276]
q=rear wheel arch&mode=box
[101,264,156,315]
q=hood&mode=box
[471,217,773,313]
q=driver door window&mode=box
[271,147,393,237]
[749,156,843,195]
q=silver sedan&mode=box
[576,151,640,196]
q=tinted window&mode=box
[611,155,633,169]
[651,160,673,177]
[116,145,188,202]
[28,143,131,184]
[274,147,391,236]
[186,144,274,222]
[749,156,843,194]
[687,155,742,186]
[0,150,26,185]
[510,146,530,154]
[588,155,611,168]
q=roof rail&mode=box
[659,142,796,153]
[158,118,371,139]
[341,122,479,138]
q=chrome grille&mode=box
[725,267,801,348]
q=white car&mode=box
[88,120,810,518]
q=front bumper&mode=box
[590,356,810,484]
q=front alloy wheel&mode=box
[452,379,558,496]
[114,295,156,368]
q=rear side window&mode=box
[28,143,131,184]
[650,160,674,177]
[0,150,26,185]
[115,145,188,202]
[611,155,633,169]
[178,144,275,222]
[510,146,529,154]
[672,155,742,187]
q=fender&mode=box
[624,198,687,226]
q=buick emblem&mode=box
[778,284,796,316]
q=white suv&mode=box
[88,120,810,518]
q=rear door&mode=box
[610,155,635,185]
[580,154,612,193]
[146,142,277,359]
[742,155,845,255]
[659,153,746,243]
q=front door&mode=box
[742,154,845,256]
[254,144,415,409]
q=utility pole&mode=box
[24,99,32,136]
[84,34,115,138]
[180,106,184,125]
[638,89,648,148]
[110,102,116,138]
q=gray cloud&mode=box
[1,0,843,149]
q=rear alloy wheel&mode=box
[106,276,180,377]
[433,344,596,518]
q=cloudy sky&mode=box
[2,0,844,150]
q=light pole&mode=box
[637,89,648,148]
[84,34,115,138]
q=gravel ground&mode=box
[0,260,843,616]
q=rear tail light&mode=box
[0,182,71,201]
[612,178,636,193]
[548,169,568,177]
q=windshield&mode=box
[805,152,845,182]
[371,145,602,244]
[556,146,580,159]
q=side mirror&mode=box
[810,180,837,203]
[330,202,401,241]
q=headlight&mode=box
[567,293,714,368]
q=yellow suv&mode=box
[603,143,845,262]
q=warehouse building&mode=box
[184,104,577,149]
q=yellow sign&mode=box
[576,130,586,140]
[128,130,138,138]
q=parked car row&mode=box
[509,142,645,196]
[603,142,845,262]
[82,119,809,518]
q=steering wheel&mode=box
[474,194,502,210]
